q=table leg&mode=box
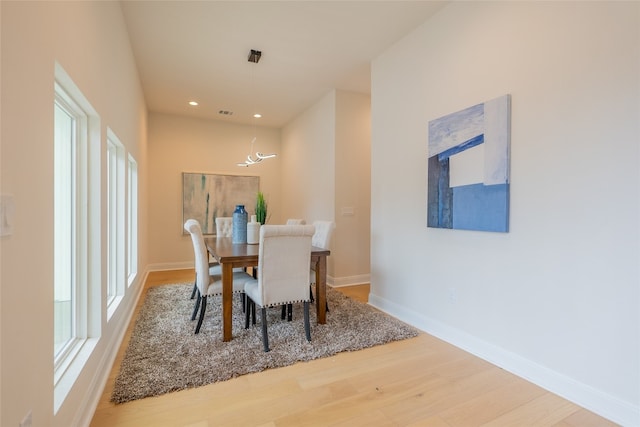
[315,255,327,324]
[222,263,233,341]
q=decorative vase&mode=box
[247,214,260,244]
[232,205,248,244]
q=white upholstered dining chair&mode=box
[286,218,306,225]
[244,224,315,352]
[189,216,235,299]
[184,219,253,334]
[216,216,233,236]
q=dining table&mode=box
[204,236,331,342]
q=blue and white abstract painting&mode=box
[427,95,511,232]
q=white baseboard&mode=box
[148,261,192,271]
[331,273,370,287]
[77,268,150,427]
[368,293,640,427]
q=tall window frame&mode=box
[107,128,126,313]
[53,63,101,412]
[127,154,138,285]
[54,89,85,365]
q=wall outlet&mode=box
[447,288,458,305]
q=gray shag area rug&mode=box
[111,283,420,404]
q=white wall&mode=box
[370,2,639,425]
[282,91,337,222]
[0,2,147,426]
[334,90,371,283]
[282,90,371,285]
[282,92,337,274]
[147,113,281,268]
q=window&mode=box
[53,63,100,411]
[107,129,125,310]
[127,154,138,285]
[54,94,80,362]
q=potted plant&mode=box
[255,191,268,225]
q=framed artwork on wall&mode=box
[427,94,511,232]
[182,172,260,235]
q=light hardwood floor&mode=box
[90,270,616,427]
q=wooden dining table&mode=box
[204,236,331,342]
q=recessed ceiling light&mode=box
[188,101,198,106]
[253,113,262,118]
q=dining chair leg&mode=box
[261,307,270,352]
[191,293,201,321]
[309,285,329,312]
[303,301,311,342]
[278,304,293,321]
[245,297,257,327]
[252,299,256,325]
[190,276,198,299]
[195,296,207,334]
[244,298,251,329]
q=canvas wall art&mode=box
[427,95,511,232]
[182,173,259,235]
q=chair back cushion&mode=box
[257,225,314,307]
[285,218,306,225]
[311,220,335,249]
[184,219,210,295]
[216,217,233,237]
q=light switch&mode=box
[1,194,15,236]
[341,207,354,216]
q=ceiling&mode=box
[120,1,446,128]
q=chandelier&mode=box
[237,49,277,167]
[237,137,276,166]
